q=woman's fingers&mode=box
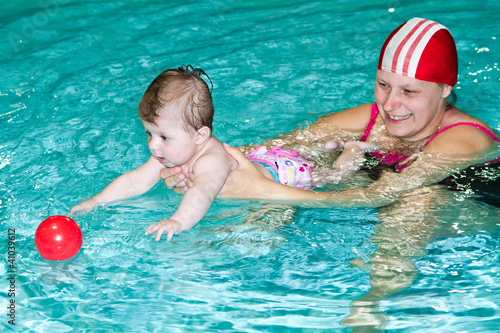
[223,143,252,167]
[161,166,186,189]
[170,172,194,194]
[219,144,269,198]
[172,186,188,194]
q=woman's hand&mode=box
[160,144,280,200]
[219,144,273,199]
[160,166,192,194]
[162,144,319,202]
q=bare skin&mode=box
[160,71,499,330]
[163,71,495,206]
[70,110,238,242]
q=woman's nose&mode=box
[383,90,401,112]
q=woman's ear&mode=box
[441,84,452,99]
[195,126,211,145]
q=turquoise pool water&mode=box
[1,0,499,331]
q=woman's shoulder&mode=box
[442,107,494,130]
[314,103,373,132]
[425,108,498,154]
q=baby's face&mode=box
[143,112,199,167]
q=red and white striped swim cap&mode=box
[378,18,458,87]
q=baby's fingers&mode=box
[145,224,166,241]
[146,224,173,242]
[166,229,175,242]
[69,205,82,216]
[154,229,165,242]
[146,220,181,242]
[145,223,161,236]
[154,225,175,242]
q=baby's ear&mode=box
[195,126,211,145]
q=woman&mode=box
[162,18,500,329]
[164,17,500,207]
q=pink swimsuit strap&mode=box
[422,122,500,166]
[360,104,379,142]
[423,122,500,147]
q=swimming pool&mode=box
[1,0,499,331]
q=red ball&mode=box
[35,215,83,261]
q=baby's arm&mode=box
[312,141,379,186]
[145,151,235,242]
[70,156,164,214]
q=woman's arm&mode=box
[162,143,491,210]
[219,143,491,208]
[220,144,388,208]
[247,104,374,156]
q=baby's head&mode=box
[138,65,214,132]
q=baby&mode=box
[70,65,376,241]
[71,66,238,241]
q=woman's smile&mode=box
[386,113,412,122]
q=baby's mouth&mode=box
[157,157,165,163]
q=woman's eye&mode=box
[378,81,388,88]
[404,89,416,94]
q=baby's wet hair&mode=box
[138,65,214,131]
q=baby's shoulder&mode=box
[195,137,238,172]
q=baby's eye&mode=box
[161,136,168,141]
[145,131,151,137]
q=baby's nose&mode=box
[148,137,159,151]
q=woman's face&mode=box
[374,70,451,142]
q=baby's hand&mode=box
[145,219,183,242]
[69,198,98,215]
